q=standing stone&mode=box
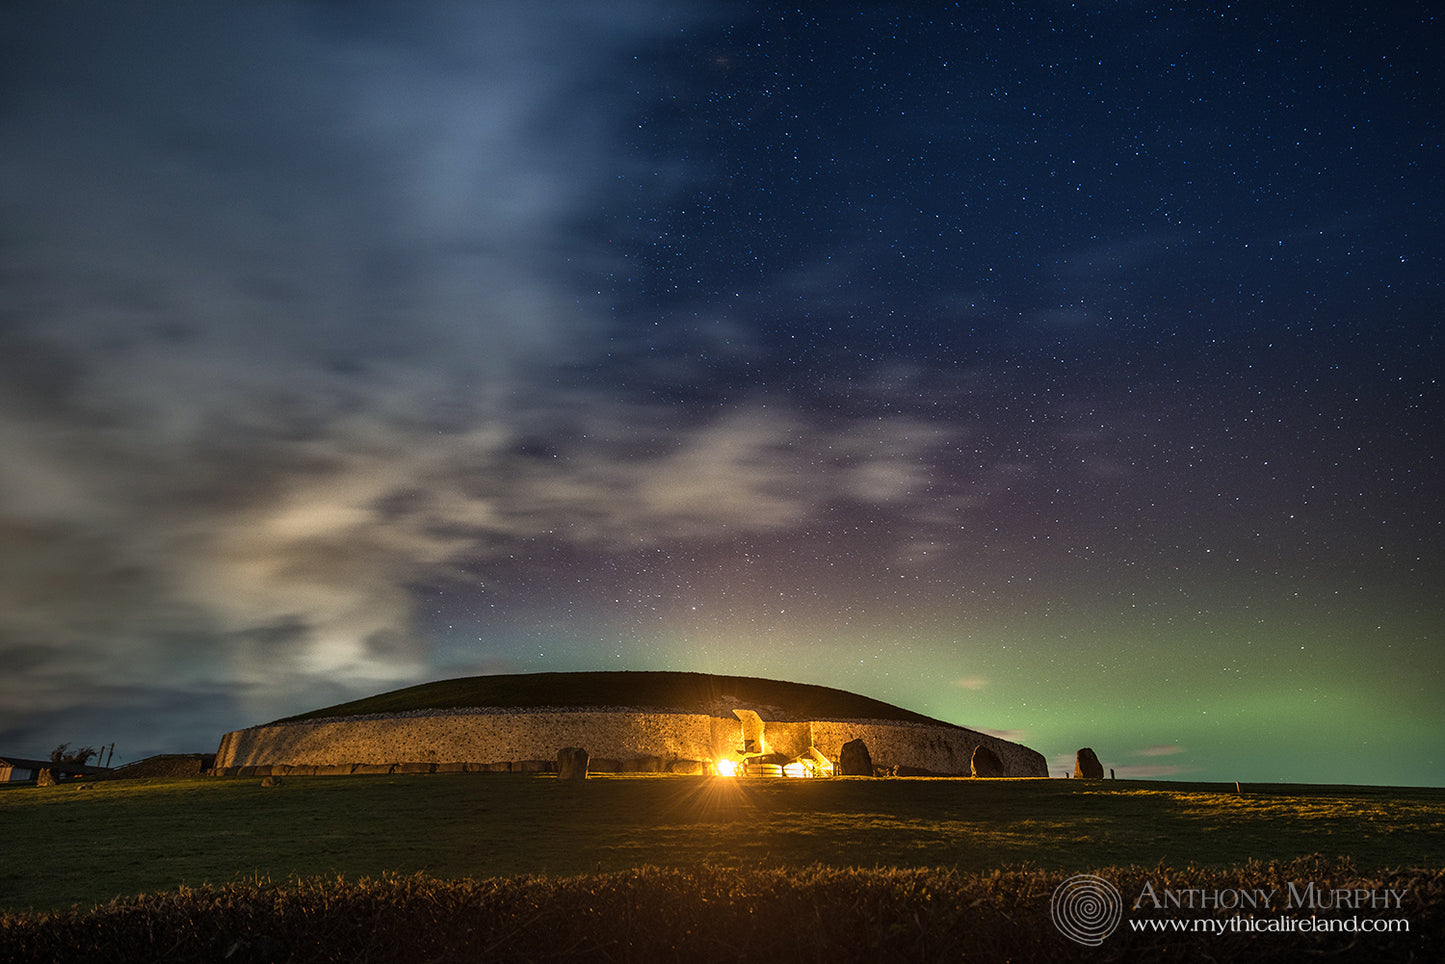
[970,746,1004,778]
[838,739,873,776]
[1074,747,1104,780]
[557,746,589,781]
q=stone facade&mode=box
[214,707,1047,777]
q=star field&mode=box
[0,2,1439,784]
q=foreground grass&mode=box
[2,774,1442,916]
[4,860,1442,963]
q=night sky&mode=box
[2,3,1440,785]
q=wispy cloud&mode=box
[0,5,1014,736]
[1048,745,1198,779]
[0,5,690,728]
[1111,764,1198,779]
[977,727,1025,742]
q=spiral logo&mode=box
[1050,874,1123,946]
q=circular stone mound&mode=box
[214,671,1048,778]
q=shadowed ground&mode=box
[2,774,1441,913]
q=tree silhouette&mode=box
[49,743,98,766]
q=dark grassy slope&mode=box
[6,776,1442,915]
[7,861,1443,964]
[275,671,960,727]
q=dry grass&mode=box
[3,775,1442,915]
[4,775,1442,960]
[3,859,1441,963]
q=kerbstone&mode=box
[557,746,589,781]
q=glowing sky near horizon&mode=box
[1,3,1439,786]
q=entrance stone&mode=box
[839,739,873,776]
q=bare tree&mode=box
[49,743,98,766]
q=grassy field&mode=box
[7,860,1442,963]
[3,773,1442,914]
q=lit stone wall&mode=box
[215,711,723,770]
[214,708,1047,777]
[810,720,1045,777]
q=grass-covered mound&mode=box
[4,860,1439,963]
[275,671,959,726]
[108,753,214,780]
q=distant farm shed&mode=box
[0,755,111,784]
[214,672,1048,778]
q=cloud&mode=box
[1117,745,1195,777]
[1,5,999,733]
[976,727,1026,742]
[0,5,687,725]
[1110,764,1197,779]
[1046,746,1196,780]
[0,4,1087,746]
[953,677,989,691]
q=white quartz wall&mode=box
[214,708,1048,777]
[811,720,1046,776]
[216,711,723,768]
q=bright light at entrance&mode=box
[715,758,738,777]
